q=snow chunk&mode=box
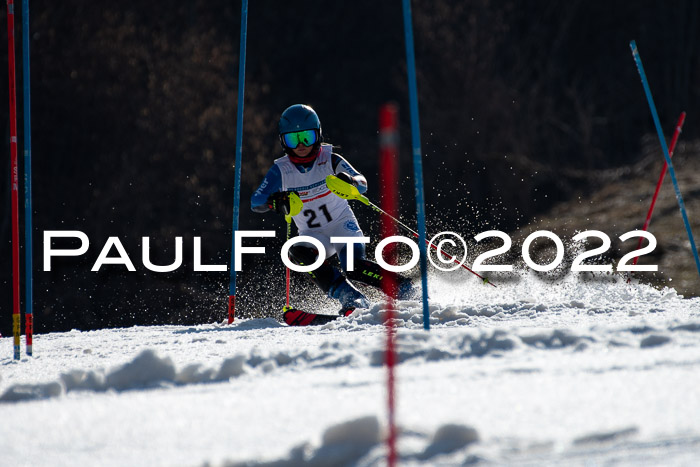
[419,423,479,459]
[310,416,381,465]
[105,349,176,391]
[321,415,381,446]
[640,334,671,348]
[573,426,638,445]
[175,364,216,384]
[215,355,247,380]
[61,369,106,391]
[0,382,64,402]
[467,330,517,357]
[520,329,589,349]
[433,305,469,322]
[671,322,700,332]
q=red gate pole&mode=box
[632,111,686,266]
[6,0,21,360]
[379,103,399,466]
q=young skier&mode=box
[251,104,414,317]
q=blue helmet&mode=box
[279,104,321,135]
[278,104,323,158]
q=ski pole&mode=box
[368,198,494,286]
[283,192,303,308]
[327,176,495,286]
[632,111,685,266]
[285,218,291,308]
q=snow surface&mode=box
[2,271,700,466]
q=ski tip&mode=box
[283,308,313,326]
[283,307,342,326]
[339,306,356,317]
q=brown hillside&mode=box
[515,138,700,297]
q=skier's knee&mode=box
[288,244,321,266]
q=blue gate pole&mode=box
[630,40,700,280]
[402,0,430,330]
[228,0,248,323]
[22,0,33,355]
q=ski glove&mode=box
[335,172,356,186]
[267,191,295,215]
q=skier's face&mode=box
[292,144,313,158]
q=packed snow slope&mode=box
[2,271,700,466]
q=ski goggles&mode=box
[282,129,318,148]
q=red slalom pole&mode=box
[632,111,686,266]
[7,0,21,360]
[379,103,399,467]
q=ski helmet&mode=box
[278,104,322,161]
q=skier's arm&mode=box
[332,154,367,194]
[251,165,283,213]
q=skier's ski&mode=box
[283,306,355,327]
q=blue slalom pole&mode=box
[228,0,248,323]
[402,0,430,330]
[22,0,33,355]
[630,40,700,280]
